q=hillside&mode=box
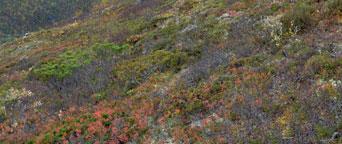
[0,0,95,43]
[0,0,341,143]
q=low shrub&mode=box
[281,1,315,32]
[92,43,129,58]
[33,42,130,80]
[92,92,107,101]
[304,54,342,79]
[325,0,342,16]
[315,124,335,139]
[114,50,188,90]
[0,81,30,121]
[33,50,91,80]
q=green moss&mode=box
[33,50,92,80]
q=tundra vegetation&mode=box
[0,0,341,143]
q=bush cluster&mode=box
[281,1,315,32]
[114,50,188,90]
[325,0,342,16]
[32,42,129,81]
[92,43,129,58]
[33,50,91,80]
[0,0,96,36]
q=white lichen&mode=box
[5,87,33,101]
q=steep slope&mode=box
[0,0,96,43]
[0,0,341,143]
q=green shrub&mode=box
[114,50,188,89]
[236,54,268,67]
[281,1,315,32]
[325,0,342,16]
[185,100,203,113]
[92,43,129,58]
[199,15,230,42]
[102,113,109,119]
[43,133,52,144]
[102,121,112,127]
[92,92,108,101]
[305,54,342,79]
[262,3,282,15]
[33,50,91,80]
[315,125,335,139]
[33,43,131,82]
